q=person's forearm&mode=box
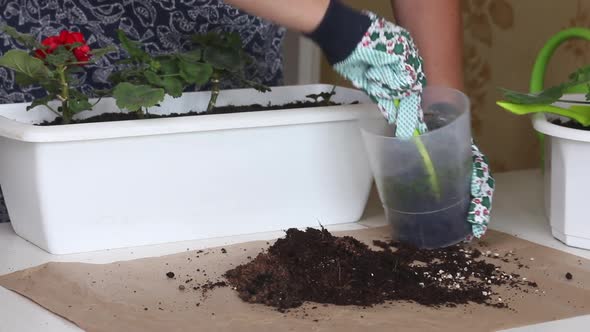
[392,0,464,90]
[223,0,330,33]
[224,0,464,90]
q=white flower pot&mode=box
[532,95,590,250]
[0,84,380,254]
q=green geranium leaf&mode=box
[114,58,135,65]
[90,46,117,59]
[116,30,149,61]
[191,33,218,47]
[15,72,38,86]
[158,57,179,75]
[0,49,49,79]
[179,61,212,85]
[161,77,184,97]
[177,49,202,63]
[44,47,76,66]
[68,88,90,100]
[204,46,241,71]
[26,95,56,111]
[113,82,165,111]
[67,97,93,114]
[227,33,242,49]
[144,71,184,97]
[1,25,41,49]
[144,70,162,86]
[39,79,61,95]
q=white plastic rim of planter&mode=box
[532,94,590,250]
[0,84,381,254]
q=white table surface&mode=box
[0,169,588,332]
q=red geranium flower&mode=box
[59,30,84,44]
[35,30,91,64]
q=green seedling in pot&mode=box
[0,25,114,124]
[393,99,441,201]
[412,128,440,200]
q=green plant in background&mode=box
[497,28,590,126]
[109,30,214,117]
[190,32,271,113]
[498,64,590,125]
[110,30,272,117]
[0,26,113,124]
[496,27,590,168]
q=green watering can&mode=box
[497,27,590,163]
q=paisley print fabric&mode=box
[0,0,286,223]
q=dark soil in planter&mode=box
[223,227,536,312]
[38,99,356,126]
[551,119,590,130]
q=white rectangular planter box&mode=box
[0,84,381,254]
[532,95,590,250]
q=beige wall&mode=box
[320,0,590,172]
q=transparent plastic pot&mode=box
[360,86,472,248]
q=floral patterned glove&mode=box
[466,142,495,239]
[307,0,495,239]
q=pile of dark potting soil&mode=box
[224,227,536,311]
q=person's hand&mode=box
[307,1,426,138]
[307,0,495,239]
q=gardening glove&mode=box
[307,0,426,138]
[466,141,495,239]
[307,0,495,238]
